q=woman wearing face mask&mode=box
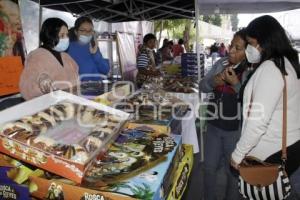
[199,28,251,200]
[67,17,109,82]
[19,18,79,100]
[231,15,300,198]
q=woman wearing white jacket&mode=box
[231,15,300,199]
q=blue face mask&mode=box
[79,35,92,44]
[53,38,69,52]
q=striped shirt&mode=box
[136,45,156,69]
[137,53,149,68]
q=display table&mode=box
[168,92,200,154]
[0,136,194,200]
[0,88,195,199]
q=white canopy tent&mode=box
[195,0,300,81]
[197,0,300,14]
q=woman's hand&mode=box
[224,67,239,86]
[89,40,98,54]
[38,74,54,94]
[213,73,225,86]
[230,158,240,170]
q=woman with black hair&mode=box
[231,15,300,198]
[19,18,79,100]
[67,16,109,81]
[200,28,251,200]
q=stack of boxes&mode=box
[181,53,205,78]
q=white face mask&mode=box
[79,35,92,44]
[53,38,69,52]
[245,44,261,63]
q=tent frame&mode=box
[35,0,195,22]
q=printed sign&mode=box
[80,193,112,200]
[0,0,25,96]
[45,182,64,200]
[0,56,23,96]
[152,135,176,154]
[0,167,31,200]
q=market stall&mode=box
[0,87,194,200]
[1,1,300,200]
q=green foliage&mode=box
[107,182,154,199]
[0,33,7,56]
[130,183,154,200]
[202,14,222,26]
[154,19,197,51]
[107,182,131,191]
[154,20,162,33]
[154,19,195,41]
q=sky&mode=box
[238,8,300,40]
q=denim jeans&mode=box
[204,123,241,200]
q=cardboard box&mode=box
[0,167,31,200]
[29,176,137,200]
[0,91,130,183]
[94,83,132,106]
[167,144,194,200]
[0,154,35,185]
[126,122,170,134]
[29,135,182,200]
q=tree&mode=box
[202,14,222,26]
[212,14,222,26]
[154,20,164,49]
[153,19,195,50]
[202,15,210,23]
[183,19,192,52]
[230,14,239,31]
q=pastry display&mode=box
[0,101,124,164]
[162,78,198,93]
[114,91,189,124]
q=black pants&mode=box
[265,140,300,177]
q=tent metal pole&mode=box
[155,8,194,19]
[133,0,179,16]
[108,23,113,77]
[38,0,42,46]
[42,0,94,7]
[135,0,193,14]
[195,0,205,162]
[147,4,193,20]
[88,4,140,20]
[195,1,200,82]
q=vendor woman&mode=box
[20,18,79,100]
[136,33,161,88]
[68,16,110,81]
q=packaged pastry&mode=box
[0,91,129,183]
[0,101,124,165]
[114,91,188,125]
